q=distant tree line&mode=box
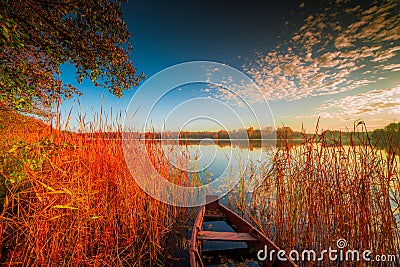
[311,122,400,154]
[371,122,400,154]
[78,123,400,154]
[161,126,306,140]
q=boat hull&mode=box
[189,196,297,267]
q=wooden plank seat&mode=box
[197,231,258,242]
[204,213,226,219]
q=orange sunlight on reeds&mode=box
[1,108,399,266]
[0,109,190,266]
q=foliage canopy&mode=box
[0,0,143,115]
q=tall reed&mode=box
[0,109,188,266]
[232,126,400,266]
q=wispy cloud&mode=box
[380,63,400,71]
[240,0,400,102]
[317,85,400,118]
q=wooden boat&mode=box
[190,195,297,267]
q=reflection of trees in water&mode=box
[150,122,400,153]
[172,139,280,150]
[371,123,400,155]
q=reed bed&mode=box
[232,127,400,266]
[1,107,399,266]
[0,112,190,266]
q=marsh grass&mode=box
[0,110,191,266]
[231,125,400,266]
[1,108,399,266]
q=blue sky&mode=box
[60,0,400,133]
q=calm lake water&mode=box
[160,139,277,192]
[159,139,400,224]
[159,139,399,193]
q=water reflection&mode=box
[160,139,276,193]
[160,139,279,151]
